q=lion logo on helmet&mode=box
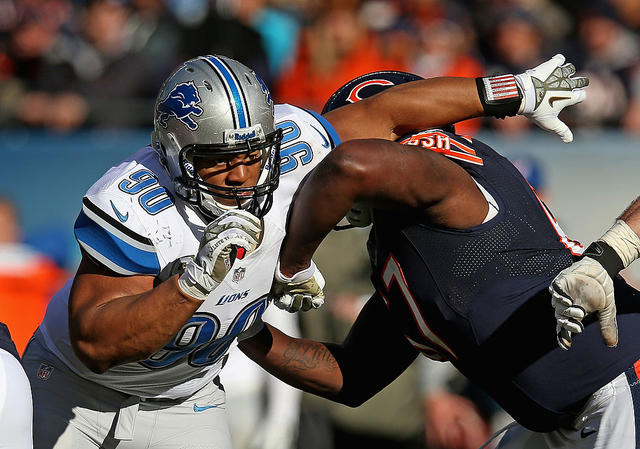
[156,81,203,130]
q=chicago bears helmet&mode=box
[151,55,283,220]
[322,70,455,134]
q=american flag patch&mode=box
[482,74,519,101]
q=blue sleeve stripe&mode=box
[304,108,341,148]
[74,212,160,275]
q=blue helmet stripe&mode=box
[74,212,160,275]
[204,56,248,128]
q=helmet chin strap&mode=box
[199,190,253,219]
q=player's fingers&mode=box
[556,316,584,334]
[598,302,618,347]
[567,89,586,106]
[572,76,589,88]
[560,62,576,76]
[535,54,565,74]
[537,116,572,143]
[599,319,618,347]
[300,296,313,312]
[274,295,292,310]
[551,291,573,309]
[289,295,303,312]
[557,325,573,350]
[560,305,586,320]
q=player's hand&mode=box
[516,54,589,143]
[271,261,325,312]
[550,257,617,350]
[178,210,262,301]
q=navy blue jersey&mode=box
[367,130,640,431]
[0,322,20,360]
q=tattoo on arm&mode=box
[281,340,338,372]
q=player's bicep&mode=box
[334,140,487,227]
[323,102,395,142]
[336,293,419,404]
[69,253,156,337]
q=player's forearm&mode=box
[70,275,201,373]
[618,196,640,234]
[279,145,369,276]
[329,77,483,142]
[239,324,344,400]
[379,77,483,138]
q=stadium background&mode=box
[1,0,639,448]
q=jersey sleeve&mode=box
[74,195,160,276]
[73,157,172,276]
[273,104,340,205]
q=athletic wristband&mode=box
[475,75,523,119]
[582,241,624,279]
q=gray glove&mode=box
[516,54,589,143]
[551,220,640,349]
[550,256,617,350]
[178,210,262,301]
[271,261,325,312]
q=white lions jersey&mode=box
[38,104,339,399]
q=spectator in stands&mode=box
[573,1,640,131]
[0,196,67,354]
[275,3,404,111]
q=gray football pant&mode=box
[496,368,639,449]
[23,335,232,449]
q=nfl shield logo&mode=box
[37,363,54,380]
[232,267,246,283]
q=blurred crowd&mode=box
[1,1,640,448]
[1,0,639,136]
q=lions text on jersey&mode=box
[37,104,338,399]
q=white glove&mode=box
[178,210,262,301]
[345,200,373,228]
[552,219,640,350]
[550,257,617,350]
[271,261,325,312]
[516,54,589,143]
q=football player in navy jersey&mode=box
[0,322,33,449]
[21,53,586,449]
[239,65,640,448]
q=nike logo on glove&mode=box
[110,201,129,223]
[548,96,571,107]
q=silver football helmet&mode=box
[151,55,282,220]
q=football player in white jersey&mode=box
[0,322,32,449]
[21,54,583,448]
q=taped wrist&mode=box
[476,74,523,119]
[599,220,640,268]
[275,260,316,284]
[582,241,624,279]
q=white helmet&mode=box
[151,55,282,220]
